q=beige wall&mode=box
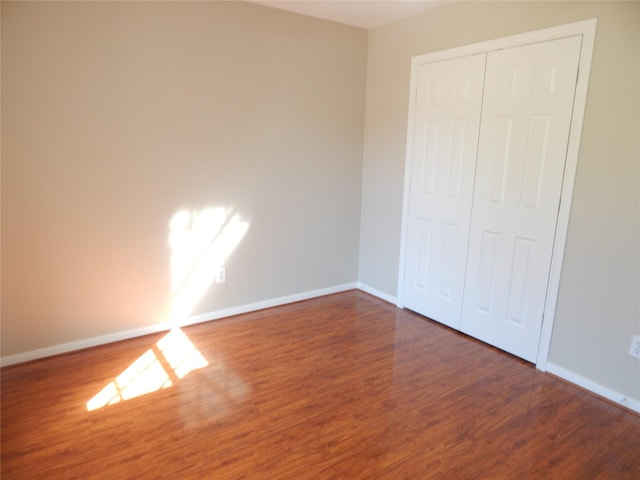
[1,1,367,356]
[359,1,640,400]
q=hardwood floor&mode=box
[2,290,639,479]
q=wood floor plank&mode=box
[2,290,639,479]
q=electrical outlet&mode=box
[215,266,226,284]
[629,334,640,359]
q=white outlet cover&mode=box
[215,266,227,284]
[629,334,640,359]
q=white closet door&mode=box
[402,54,485,329]
[460,36,582,362]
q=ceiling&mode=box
[248,1,452,29]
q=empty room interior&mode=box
[1,0,639,478]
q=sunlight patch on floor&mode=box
[86,328,208,411]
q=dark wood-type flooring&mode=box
[2,290,639,479]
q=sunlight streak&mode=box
[86,328,207,411]
[157,328,209,379]
[168,208,249,323]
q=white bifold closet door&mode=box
[461,36,582,362]
[402,35,582,362]
[401,54,486,329]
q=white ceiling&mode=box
[249,1,452,29]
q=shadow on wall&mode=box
[86,207,249,411]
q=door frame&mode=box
[396,19,597,371]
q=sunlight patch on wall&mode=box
[86,328,208,411]
[169,207,249,323]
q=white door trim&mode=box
[397,19,597,371]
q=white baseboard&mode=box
[0,323,171,368]
[0,282,358,367]
[356,282,398,305]
[177,282,358,327]
[546,362,640,414]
